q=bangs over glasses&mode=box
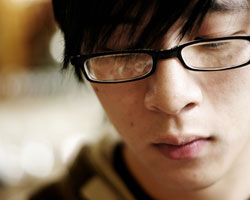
[52,0,215,80]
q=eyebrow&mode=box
[209,0,249,12]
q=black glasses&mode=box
[70,36,250,83]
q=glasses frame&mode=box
[70,36,250,83]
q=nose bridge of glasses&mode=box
[157,47,179,61]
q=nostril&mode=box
[148,105,162,112]
[183,103,196,112]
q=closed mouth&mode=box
[152,136,213,160]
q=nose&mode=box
[144,58,203,115]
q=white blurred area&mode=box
[0,0,105,199]
[0,72,104,200]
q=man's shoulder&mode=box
[29,136,134,200]
[29,145,97,200]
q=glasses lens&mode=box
[182,39,250,70]
[84,53,153,82]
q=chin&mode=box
[159,171,220,192]
[172,179,216,192]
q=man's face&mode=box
[90,5,250,191]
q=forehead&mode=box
[211,0,249,11]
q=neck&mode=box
[123,146,250,200]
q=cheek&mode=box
[91,81,148,133]
[202,66,250,108]
[201,66,250,136]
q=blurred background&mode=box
[0,0,104,199]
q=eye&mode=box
[202,42,227,49]
[194,37,228,49]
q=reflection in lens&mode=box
[182,39,249,69]
[85,53,153,82]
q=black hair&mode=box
[52,0,214,79]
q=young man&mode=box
[30,0,250,199]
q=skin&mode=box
[91,6,250,200]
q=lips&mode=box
[153,135,211,160]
